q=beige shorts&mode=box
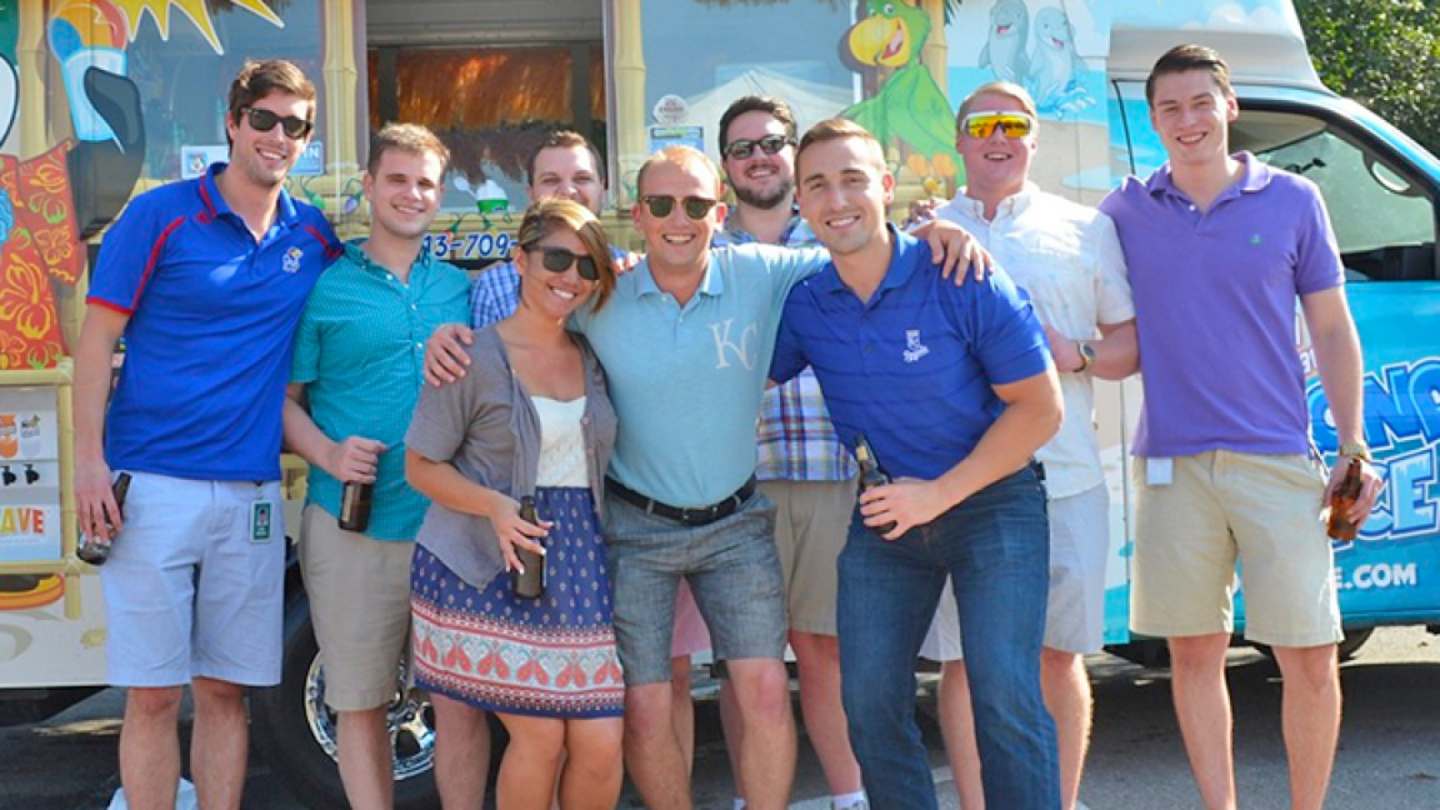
[1132,452,1342,648]
[759,475,857,637]
[299,505,416,711]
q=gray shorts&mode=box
[920,483,1111,659]
[100,472,286,687]
[602,490,787,685]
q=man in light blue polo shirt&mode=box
[283,123,470,810]
[426,144,987,809]
[770,118,1064,810]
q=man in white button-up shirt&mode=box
[917,82,1138,810]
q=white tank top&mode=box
[533,395,588,487]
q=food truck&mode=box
[0,1,1435,806]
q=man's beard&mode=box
[734,178,794,211]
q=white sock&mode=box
[833,790,868,809]
[733,799,746,810]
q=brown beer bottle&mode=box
[1326,458,1364,541]
[513,495,546,599]
[78,472,132,565]
[338,480,373,532]
[854,435,897,536]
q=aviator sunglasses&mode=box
[241,106,314,140]
[724,134,796,160]
[640,194,719,220]
[525,246,600,281]
[962,111,1036,140]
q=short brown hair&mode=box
[228,59,316,131]
[368,123,450,175]
[526,130,606,187]
[1146,44,1233,105]
[718,96,798,157]
[634,146,724,198]
[794,118,885,177]
[957,81,1039,126]
[515,198,617,311]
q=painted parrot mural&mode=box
[841,0,962,185]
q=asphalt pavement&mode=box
[2,627,1436,809]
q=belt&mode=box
[606,476,756,527]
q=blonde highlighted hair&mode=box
[516,199,617,311]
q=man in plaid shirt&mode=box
[714,96,866,810]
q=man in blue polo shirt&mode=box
[283,123,470,810]
[771,118,1064,810]
[74,60,339,809]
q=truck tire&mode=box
[250,595,440,810]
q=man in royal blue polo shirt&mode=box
[1100,45,1382,810]
[74,60,339,809]
[770,118,1064,810]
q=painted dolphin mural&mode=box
[1028,6,1086,109]
[978,0,1029,84]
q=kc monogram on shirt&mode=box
[709,318,759,370]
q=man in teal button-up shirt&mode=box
[283,124,470,809]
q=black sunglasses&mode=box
[526,246,600,281]
[242,106,313,140]
[640,195,718,220]
[724,134,794,160]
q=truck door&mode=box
[1111,79,1440,632]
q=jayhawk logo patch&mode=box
[282,246,303,274]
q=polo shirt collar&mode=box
[816,224,918,298]
[633,253,725,300]
[198,161,300,227]
[1146,151,1273,204]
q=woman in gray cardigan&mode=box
[405,199,622,810]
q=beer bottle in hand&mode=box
[338,480,373,532]
[79,472,132,565]
[513,495,546,599]
[855,435,897,536]
[1326,458,1365,541]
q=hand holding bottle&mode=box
[326,435,385,484]
[484,491,550,576]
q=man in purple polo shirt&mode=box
[771,117,1063,810]
[1099,45,1382,810]
[74,60,338,809]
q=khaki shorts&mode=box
[759,476,857,637]
[299,505,416,711]
[1132,452,1342,648]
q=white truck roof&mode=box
[1108,27,1327,94]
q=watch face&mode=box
[1079,342,1097,361]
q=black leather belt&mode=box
[607,476,756,527]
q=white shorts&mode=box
[920,483,1110,659]
[100,472,286,687]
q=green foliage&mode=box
[1295,0,1440,154]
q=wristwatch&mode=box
[1074,340,1097,373]
[1337,441,1372,462]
